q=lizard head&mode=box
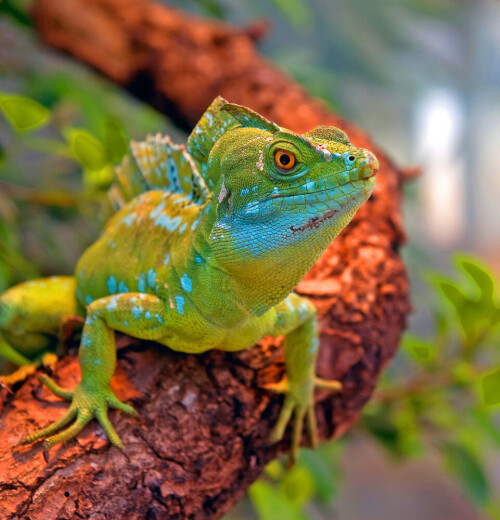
[203,102,378,308]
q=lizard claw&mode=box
[266,375,342,463]
[0,377,13,394]
[21,378,136,452]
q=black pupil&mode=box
[280,153,291,166]
[349,155,355,161]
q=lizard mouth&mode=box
[290,207,339,233]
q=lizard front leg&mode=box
[265,293,341,462]
[20,292,170,451]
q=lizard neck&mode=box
[195,198,361,317]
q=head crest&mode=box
[221,103,280,134]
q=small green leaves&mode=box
[481,368,500,406]
[104,120,128,162]
[430,253,500,352]
[401,333,434,362]
[248,481,308,520]
[68,129,108,171]
[0,94,50,132]
[441,441,490,507]
[280,464,315,507]
[456,255,496,302]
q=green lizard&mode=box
[0,97,378,460]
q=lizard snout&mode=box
[357,151,379,179]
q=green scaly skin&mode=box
[0,98,378,461]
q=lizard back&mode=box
[102,97,241,223]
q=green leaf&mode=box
[433,277,481,343]
[83,164,114,191]
[361,409,402,456]
[0,95,50,132]
[264,459,285,481]
[0,0,33,27]
[401,333,435,362]
[441,441,490,507]
[435,279,469,316]
[493,306,500,326]
[299,449,337,502]
[481,367,500,406]
[69,129,108,171]
[104,120,128,162]
[269,0,312,28]
[248,481,307,520]
[455,255,496,303]
[471,407,500,448]
[280,464,315,507]
[198,0,226,18]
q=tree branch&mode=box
[0,1,410,518]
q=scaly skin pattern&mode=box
[0,97,378,460]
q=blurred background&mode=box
[1,0,499,518]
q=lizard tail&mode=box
[0,296,12,331]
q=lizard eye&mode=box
[274,149,296,170]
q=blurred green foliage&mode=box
[360,255,500,516]
[226,255,500,520]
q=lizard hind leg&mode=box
[0,276,78,387]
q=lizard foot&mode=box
[264,376,342,463]
[19,375,137,451]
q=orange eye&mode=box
[274,149,296,170]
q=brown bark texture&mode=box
[0,1,411,519]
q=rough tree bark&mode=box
[0,1,411,518]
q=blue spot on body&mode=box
[106,297,118,311]
[240,188,250,196]
[81,334,91,347]
[179,222,187,234]
[181,273,192,292]
[85,295,93,305]
[175,295,185,315]
[138,273,146,292]
[195,256,203,264]
[156,313,163,324]
[145,311,151,319]
[149,201,166,220]
[118,281,129,293]
[191,217,201,231]
[163,253,170,265]
[132,305,143,319]
[93,359,102,366]
[298,302,309,319]
[107,275,117,294]
[123,320,129,327]
[147,269,157,289]
[123,213,136,227]
[154,213,181,231]
[309,338,320,355]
